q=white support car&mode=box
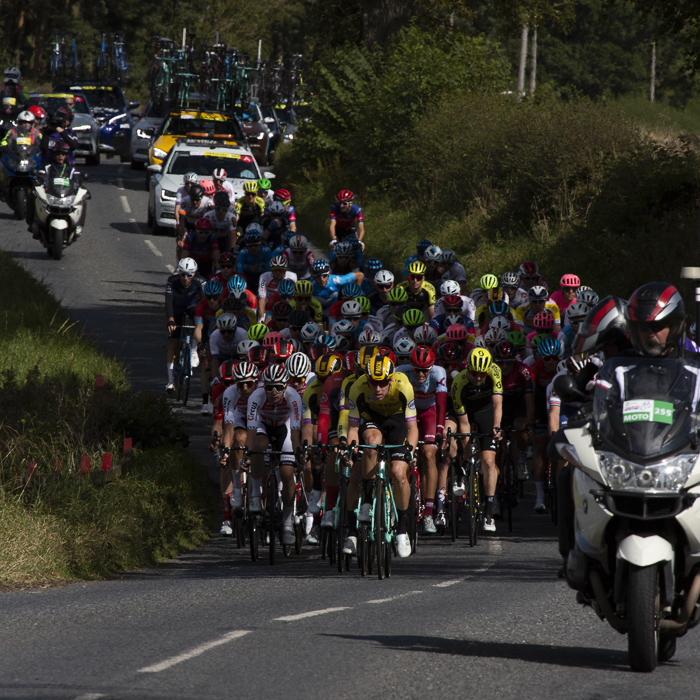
[146,138,274,235]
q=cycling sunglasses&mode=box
[265,383,286,393]
[336,254,352,260]
[245,191,257,197]
[179,272,195,279]
[529,299,546,305]
[290,325,305,331]
[206,294,220,301]
[220,263,233,269]
[409,274,424,281]
[522,275,538,281]
[368,378,392,388]
[221,329,236,335]
[313,273,329,279]
[215,206,228,212]
[237,380,256,389]
[377,284,393,291]
[411,366,431,374]
[469,370,487,379]
[247,243,261,249]
[296,296,311,302]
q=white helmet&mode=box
[177,258,198,276]
[500,271,519,287]
[245,223,264,236]
[333,319,355,336]
[358,328,381,347]
[3,67,20,84]
[289,234,308,251]
[237,339,259,355]
[440,280,461,297]
[484,327,508,345]
[300,321,321,342]
[374,269,394,286]
[474,335,486,348]
[217,313,237,331]
[566,300,589,321]
[577,289,599,309]
[424,245,442,263]
[413,324,438,345]
[489,316,511,333]
[440,249,456,265]
[394,336,416,359]
[286,352,312,378]
[17,110,34,123]
[184,171,199,185]
[341,300,362,318]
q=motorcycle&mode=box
[0,134,41,219]
[31,171,90,260]
[554,357,700,672]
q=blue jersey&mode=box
[360,278,375,297]
[312,272,357,310]
[430,313,474,336]
[237,245,272,277]
[330,202,363,230]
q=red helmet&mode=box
[271,340,293,361]
[337,190,354,202]
[437,340,462,363]
[220,252,235,266]
[263,331,285,348]
[519,261,539,276]
[442,294,462,311]
[195,217,212,230]
[410,346,435,370]
[219,359,237,383]
[28,105,46,121]
[274,188,291,201]
[308,344,324,362]
[446,324,469,342]
[560,273,581,288]
[376,346,396,364]
[247,346,270,367]
[200,178,216,196]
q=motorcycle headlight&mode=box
[152,147,168,159]
[160,189,176,201]
[597,451,697,492]
[46,194,76,207]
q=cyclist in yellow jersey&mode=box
[397,261,436,321]
[450,347,503,533]
[345,354,418,558]
[235,181,266,236]
[515,285,561,335]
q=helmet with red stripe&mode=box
[337,189,354,202]
[574,296,629,356]
[410,346,435,370]
[219,360,237,383]
[625,282,685,357]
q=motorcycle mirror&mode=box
[263,171,276,179]
[147,164,162,173]
[553,374,587,404]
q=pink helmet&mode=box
[560,273,581,288]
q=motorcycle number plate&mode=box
[53,177,70,187]
[16,137,30,145]
[622,399,673,425]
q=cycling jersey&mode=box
[263,216,289,250]
[211,381,229,422]
[451,365,503,415]
[549,290,576,317]
[529,359,558,422]
[442,261,467,285]
[508,287,530,309]
[203,208,237,239]
[223,384,250,428]
[347,373,417,424]
[396,365,447,436]
[312,272,357,311]
[501,360,533,396]
[330,202,363,231]
[329,247,363,270]
[258,270,297,303]
[182,231,219,263]
[194,298,220,339]
[397,280,436,315]
[214,181,235,200]
[515,301,561,334]
[165,274,205,318]
[316,372,345,444]
[290,298,323,323]
[180,195,214,224]
[175,185,190,206]
[337,375,358,440]
[264,203,296,226]
[247,386,302,429]
[431,313,475,336]
[302,377,323,424]
[208,327,248,359]
[235,195,265,230]
[237,245,272,278]
[283,249,315,279]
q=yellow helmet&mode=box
[247,323,270,341]
[486,287,504,303]
[480,274,499,291]
[366,354,395,382]
[408,261,426,276]
[356,346,378,376]
[243,181,259,193]
[295,279,313,297]
[316,353,343,379]
[467,347,492,373]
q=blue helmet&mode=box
[284,230,295,245]
[204,280,223,297]
[417,239,432,254]
[278,279,295,297]
[245,230,262,245]
[341,283,362,299]
[538,337,561,358]
[315,333,337,350]
[312,259,330,275]
[488,301,509,317]
[528,285,548,301]
[228,275,247,292]
[366,258,382,273]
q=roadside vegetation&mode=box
[0,250,214,589]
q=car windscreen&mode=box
[167,152,258,180]
[42,96,90,115]
[233,105,262,123]
[162,115,241,137]
[75,88,124,110]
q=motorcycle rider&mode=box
[40,106,78,167]
[0,67,29,120]
[0,110,39,148]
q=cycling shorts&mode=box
[258,421,296,465]
[360,414,409,462]
[416,405,437,442]
[466,404,497,452]
[534,419,548,438]
[502,395,527,423]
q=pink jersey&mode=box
[549,290,576,317]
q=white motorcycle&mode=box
[32,171,90,260]
[555,357,700,671]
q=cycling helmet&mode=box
[217,313,237,331]
[424,245,442,263]
[480,274,499,291]
[394,337,416,361]
[270,255,288,269]
[274,188,291,201]
[393,304,409,322]
[263,331,285,349]
[28,105,46,122]
[212,168,227,180]
[375,270,394,286]
[519,261,539,276]
[488,300,509,318]
[565,355,590,374]
[316,353,343,379]
[413,324,438,345]
[334,241,354,256]
[243,181,259,193]
[566,301,589,322]
[358,328,381,347]
[228,276,247,293]
[332,318,354,335]
[222,296,245,312]
[316,333,337,350]
[177,258,198,276]
[560,273,581,288]
[484,327,509,346]
[437,340,462,363]
[341,300,362,319]
[237,339,259,356]
[219,360,236,383]
[54,105,73,123]
[440,249,456,265]
[376,346,397,364]
[500,271,519,288]
[357,297,371,313]
[410,346,435,369]
[336,334,351,352]
[577,289,599,309]
[366,258,383,274]
[337,190,354,202]
[366,355,394,381]
[416,239,432,254]
[446,324,469,342]
[533,310,555,331]
[269,201,285,216]
[313,259,330,275]
[189,184,204,200]
[357,346,379,370]
[245,230,262,246]
[289,338,304,353]
[232,360,259,381]
[288,310,309,328]
[204,280,223,297]
[486,288,505,303]
[474,335,486,348]
[294,280,313,297]
[300,321,321,342]
[17,110,34,123]
[246,222,264,236]
[408,261,427,276]
[442,294,462,311]
[271,340,293,361]
[262,363,289,384]
[288,235,307,251]
[402,308,425,327]
[625,282,685,357]
[508,331,527,348]
[468,347,492,372]
[272,301,292,319]
[528,285,548,301]
[387,287,408,303]
[531,334,548,352]
[493,340,516,361]
[213,191,230,208]
[539,337,561,358]
[440,280,461,297]
[195,217,212,230]
[184,171,199,185]
[286,352,312,378]
[247,324,270,341]
[341,283,362,299]
[258,177,272,192]
[278,279,295,298]
[489,316,512,334]
[248,345,271,368]
[220,252,235,267]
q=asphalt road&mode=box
[1,160,699,699]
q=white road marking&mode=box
[144,240,163,257]
[166,264,175,273]
[365,590,423,604]
[119,195,131,214]
[73,694,106,700]
[137,630,251,673]
[117,177,125,190]
[274,607,351,622]
[433,579,462,588]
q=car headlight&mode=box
[256,132,265,140]
[285,133,294,140]
[597,451,697,492]
[160,189,176,201]
[136,129,150,140]
[72,125,92,131]
[152,147,168,159]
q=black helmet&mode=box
[625,282,685,357]
[213,191,230,208]
[288,309,310,328]
[54,105,73,123]
[189,184,204,200]
[574,295,629,356]
[53,141,71,153]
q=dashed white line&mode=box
[144,239,163,257]
[119,195,131,213]
[137,630,251,673]
[117,177,125,190]
[365,590,423,604]
[73,694,106,700]
[274,607,351,622]
[433,579,462,588]
[166,264,175,273]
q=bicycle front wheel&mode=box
[359,523,368,577]
[408,471,417,554]
[468,460,479,547]
[375,478,386,580]
[502,450,514,533]
[336,480,347,573]
[267,475,276,565]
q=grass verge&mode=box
[0,249,214,589]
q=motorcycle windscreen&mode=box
[6,138,39,169]
[593,357,700,461]
[46,174,78,198]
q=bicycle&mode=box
[174,322,195,406]
[496,428,528,533]
[49,30,65,84]
[409,441,431,553]
[111,32,128,85]
[68,33,83,82]
[95,33,110,83]
[220,444,247,549]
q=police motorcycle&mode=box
[555,286,700,672]
[0,128,41,219]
